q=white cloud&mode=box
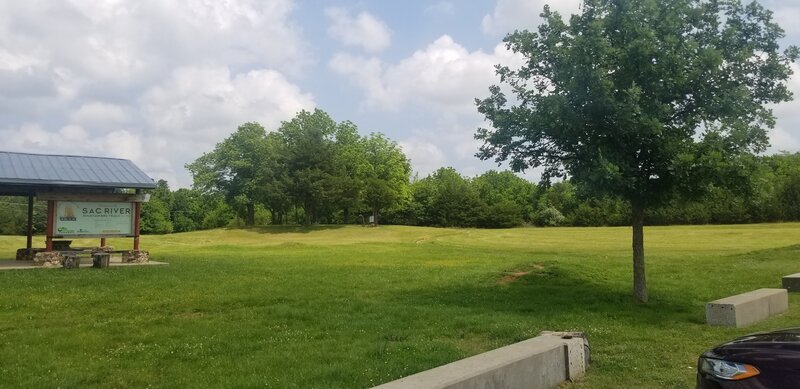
[325,7,391,52]
[773,4,800,44]
[768,63,800,154]
[331,35,525,177]
[481,0,581,35]
[330,35,524,112]
[1,123,141,162]
[141,65,314,143]
[137,65,315,185]
[425,1,455,16]
[70,102,129,129]
[0,0,314,187]
[399,139,447,177]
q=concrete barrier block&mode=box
[372,332,589,389]
[782,273,800,292]
[538,331,590,381]
[766,289,789,315]
[706,288,788,328]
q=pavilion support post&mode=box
[26,194,34,249]
[45,200,55,251]
[133,201,141,251]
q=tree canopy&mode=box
[186,109,412,226]
[476,0,798,302]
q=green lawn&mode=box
[1,224,799,388]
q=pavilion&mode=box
[0,151,155,264]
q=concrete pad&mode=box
[0,258,168,271]
[372,332,589,389]
[706,288,788,328]
[782,273,800,292]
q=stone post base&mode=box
[16,248,44,261]
[62,254,81,269]
[122,250,149,263]
[33,252,63,267]
[92,252,111,268]
[92,246,115,253]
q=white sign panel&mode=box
[55,201,134,236]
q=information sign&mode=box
[54,201,134,236]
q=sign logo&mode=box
[59,204,77,221]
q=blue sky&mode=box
[1,0,798,188]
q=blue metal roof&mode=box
[0,151,156,189]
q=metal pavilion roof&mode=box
[0,151,156,191]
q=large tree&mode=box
[279,109,339,225]
[363,133,411,225]
[187,122,268,226]
[476,0,798,302]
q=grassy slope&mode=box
[1,224,799,388]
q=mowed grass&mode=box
[1,224,800,388]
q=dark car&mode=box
[697,327,800,388]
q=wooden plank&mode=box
[35,193,151,202]
[53,234,134,238]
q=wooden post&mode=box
[26,194,34,249]
[133,201,141,251]
[46,200,55,251]
[100,237,107,247]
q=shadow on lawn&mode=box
[232,225,346,234]
[736,243,800,260]
[396,263,701,328]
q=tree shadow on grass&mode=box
[230,225,347,234]
[735,243,800,260]
[393,262,703,329]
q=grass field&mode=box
[1,224,799,388]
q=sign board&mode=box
[54,201,134,237]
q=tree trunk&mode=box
[344,208,350,224]
[373,207,379,226]
[304,203,312,225]
[632,202,648,303]
[246,203,255,226]
[270,208,282,225]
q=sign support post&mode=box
[46,200,54,251]
[134,202,141,251]
[26,194,33,249]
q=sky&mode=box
[1,0,799,188]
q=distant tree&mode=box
[254,132,290,225]
[171,188,204,232]
[764,153,800,220]
[187,123,268,226]
[473,170,536,223]
[0,196,46,235]
[141,179,174,234]
[363,133,411,225]
[538,181,578,218]
[476,0,798,301]
[328,121,369,224]
[279,109,338,225]
[416,167,482,227]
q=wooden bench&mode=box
[706,288,788,327]
[52,240,73,250]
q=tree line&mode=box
[136,150,800,234]
[1,118,799,235]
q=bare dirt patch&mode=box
[498,263,545,285]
